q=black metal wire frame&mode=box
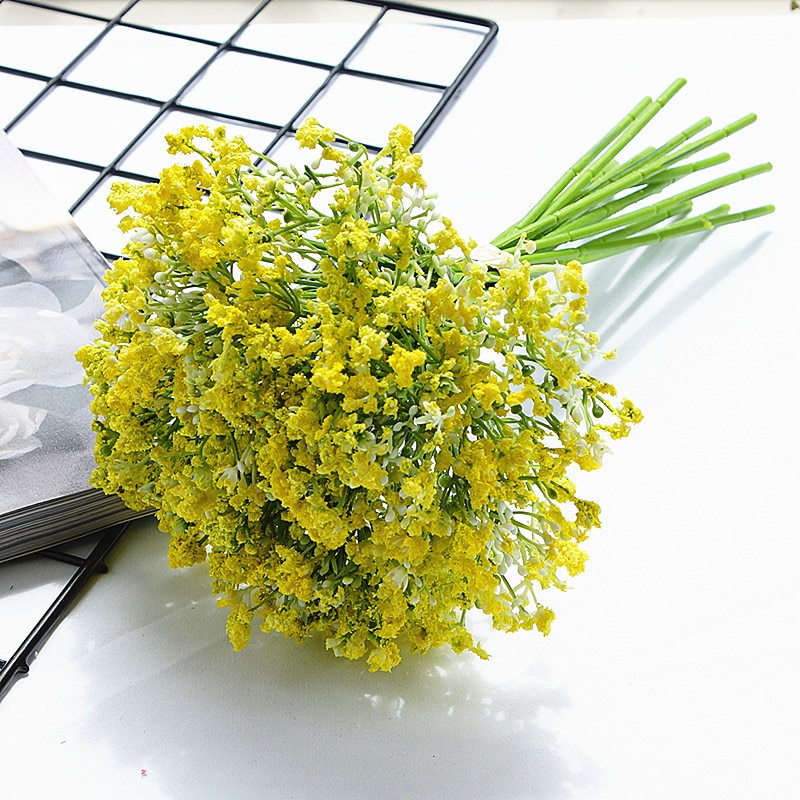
[1,0,498,260]
[0,0,497,699]
[0,523,128,701]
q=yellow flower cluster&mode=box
[78,120,641,671]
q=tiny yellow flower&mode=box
[295,117,334,148]
[533,606,556,636]
[387,345,426,388]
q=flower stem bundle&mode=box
[493,77,773,264]
[78,80,770,670]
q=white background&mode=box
[1,2,798,798]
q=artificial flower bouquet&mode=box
[77,78,771,671]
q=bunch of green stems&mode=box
[492,78,774,265]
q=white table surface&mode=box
[1,4,798,799]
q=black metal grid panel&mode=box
[0,525,126,700]
[1,0,497,257]
[0,0,497,699]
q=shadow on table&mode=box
[584,230,770,373]
[67,523,598,800]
